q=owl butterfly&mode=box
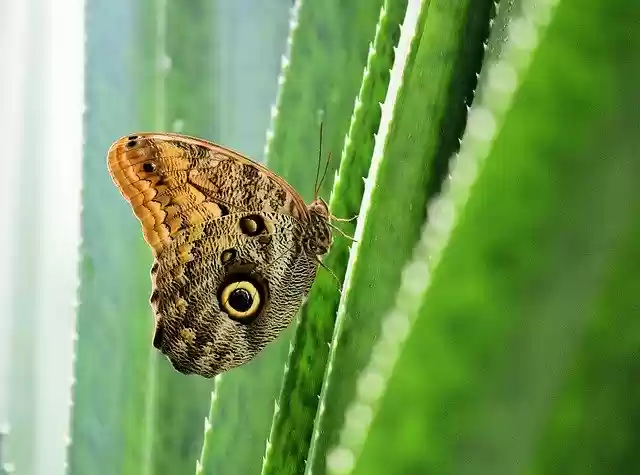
[107,132,333,378]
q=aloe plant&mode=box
[143,2,219,474]
[69,0,160,472]
[66,0,640,474]
[69,1,304,475]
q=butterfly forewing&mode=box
[107,133,309,255]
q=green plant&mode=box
[68,0,640,474]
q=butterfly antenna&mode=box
[317,151,332,198]
[313,121,324,201]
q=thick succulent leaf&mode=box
[328,0,640,474]
[307,0,498,473]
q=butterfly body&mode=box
[107,133,332,377]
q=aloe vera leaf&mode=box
[260,2,409,475]
[307,0,498,473]
[330,0,640,474]
[214,1,292,162]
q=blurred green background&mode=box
[0,0,638,474]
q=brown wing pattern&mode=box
[107,132,309,255]
[107,132,333,377]
[149,212,319,376]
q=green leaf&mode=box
[260,2,409,474]
[329,0,640,474]
[70,1,218,474]
[308,0,498,473]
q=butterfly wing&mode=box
[107,133,321,377]
[107,132,309,256]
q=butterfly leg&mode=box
[330,214,358,223]
[327,222,357,243]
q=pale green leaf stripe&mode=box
[343,0,640,473]
[260,2,408,474]
[200,1,385,474]
[307,0,498,473]
[147,0,219,474]
[140,0,166,473]
[68,0,157,473]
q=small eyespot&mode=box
[220,281,260,321]
[142,162,156,173]
[219,203,229,216]
[221,249,237,265]
[126,140,138,148]
[128,135,139,140]
[239,215,265,236]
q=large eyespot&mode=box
[219,280,261,322]
[239,215,265,236]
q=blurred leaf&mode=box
[69,1,154,474]
[347,0,640,474]
[144,1,219,474]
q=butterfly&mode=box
[107,132,333,377]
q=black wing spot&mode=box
[142,162,156,173]
[239,215,265,236]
